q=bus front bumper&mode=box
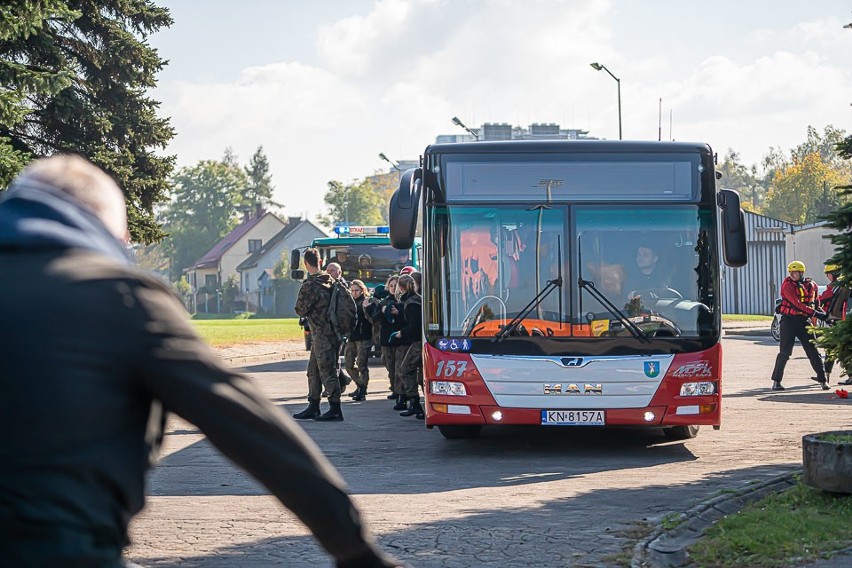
[424,401,720,428]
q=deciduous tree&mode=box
[0,0,175,243]
[161,158,247,279]
[763,152,847,224]
[319,179,385,227]
[717,149,765,212]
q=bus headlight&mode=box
[430,381,467,396]
[680,382,716,396]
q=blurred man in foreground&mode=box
[0,156,402,567]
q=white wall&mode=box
[241,221,327,292]
[220,214,286,287]
[785,224,839,286]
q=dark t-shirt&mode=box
[625,267,668,299]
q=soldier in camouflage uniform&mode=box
[390,274,424,419]
[293,248,344,421]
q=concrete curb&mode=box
[631,470,799,568]
[216,347,307,366]
[723,327,772,337]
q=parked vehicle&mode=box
[771,298,782,341]
[388,140,748,440]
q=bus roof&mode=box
[425,139,712,156]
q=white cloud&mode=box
[154,0,852,221]
[789,17,850,49]
[622,50,852,165]
[316,0,422,77]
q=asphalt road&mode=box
[126,334,852,567]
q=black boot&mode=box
[400,397,422,417]
[349,385,362,399]
[293,400,321,420]
[353,386,367,401]
[314,401,344,422]
[386,392,397,399]
[393,395,407,411]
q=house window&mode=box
[205,274,218,289]
[248,239,262,253]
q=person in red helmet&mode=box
[819,264,850,384]
[399,265,416,276]
[770,261,828,391]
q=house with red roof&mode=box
[236,216,327,312]
[185,209,287,308]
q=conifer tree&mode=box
[0,1,175,243]
[817,137,852,376]
[243,145,280,209]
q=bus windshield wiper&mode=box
[492,275,563,342]
[493,235,564,343]
[577,278,651,342]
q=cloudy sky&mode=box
[149,0,852,222]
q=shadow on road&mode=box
[725,383,845,405]
[236,359,308,373]
[132,463,799,568]
[149,394,699,499]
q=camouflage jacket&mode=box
[294,271,335,337]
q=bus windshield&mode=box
[429,204,716,339]
[574,206,715,339]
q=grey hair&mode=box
[16,155,127,240]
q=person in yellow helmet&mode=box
[819,263,850,384]
[769,261,829,391]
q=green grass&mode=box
[190,318,304,347]
[818,433,852,444]
[722,314,774,322]
[660,512,686,530]
[688,481,852,567]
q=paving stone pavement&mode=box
[124,332,852,567]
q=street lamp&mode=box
[378,152,401,171]
[590,62,622,140]
[451,116,479,140]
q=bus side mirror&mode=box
[389,167,422,250]
[717,188,747,268]
[290,249,303,280]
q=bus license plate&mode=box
[541,410,605,426]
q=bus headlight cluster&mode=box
[680,382,716,396]
[430,381,467,396]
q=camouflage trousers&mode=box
[344,339,371,388]
[394,343,423,399]
[307,333,341,403]
[382,345,397,394]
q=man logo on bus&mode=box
[644,361,660,378]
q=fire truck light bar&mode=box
[334,225,390,235]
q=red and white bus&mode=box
[389,140,747,439]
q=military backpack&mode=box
[328,280,358,341]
